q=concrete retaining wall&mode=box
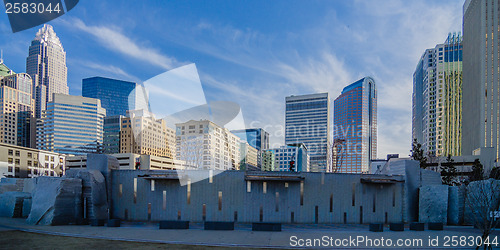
[110,170,405,224]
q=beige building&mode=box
[176,120,241,170]
[0,142,65,178]
[240,141,258,170]
[120,110,176,159]
[66,153,190,171]
[0,63,36,148]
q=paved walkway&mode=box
[0,218,497,249]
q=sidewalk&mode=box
[0,217,496,249]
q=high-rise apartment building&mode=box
[333,77,377,173]
[37,94,106,155]
[231,128,269,167]
[462,0,500,160]
[413,33,463,157]
[82,76,149,117]
[120,110,176,158]
[0,61,36,148]
[176,120,241,170]
[285,93,330,172]
[26,24,68,119]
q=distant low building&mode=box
[0,142,65,178]
[66,153,190,171]
[267,144,309,172]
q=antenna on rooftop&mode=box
[0,49,3,64]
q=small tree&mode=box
[410,138,427,169]
[489,167,500,180]
[441,154,458,186]
[470,159,485,182]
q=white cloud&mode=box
[82,61,139,82]
[63,18,181,70]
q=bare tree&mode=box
[465,171,500,250]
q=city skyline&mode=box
[0,0,463,158]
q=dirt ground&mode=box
[0,230,261,250]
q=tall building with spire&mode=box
[412,33,463,157]
[26,24,68,119]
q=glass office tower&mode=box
[333,77,377,173]
[37,94,106,155]
[285,93,330,172]
[82,76,149,117]
[231,128,269,168]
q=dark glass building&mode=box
[82,76,148,117]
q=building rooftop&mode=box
[0,61,14,77]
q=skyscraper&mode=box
[26,24,68,119]
[0,61,36,148]
[412,33,463,157]
[333,77,377,173]
[285,93,330,172]
[37,94,106,155]
[462,0,500,160]
[82,76,149,117]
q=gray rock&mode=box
[0,183,18,194]
[22,178,37,194]
[26,177,82,225]
[464,179,500,225]
[448,186,459,225]
[0,178,24,194]
[0,191,31,218]
[86,154,119,208]
[419,185,448,224]
[22,197,32,218]
[66,169,108,220]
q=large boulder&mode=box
[26,177,82,225]
[419,185,448,224]
[22,178,38,194]
[0,178,24,194]
[66,169,108,220]
[0,191,31,218]
[464,179,500,225]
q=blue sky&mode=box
[0,0,463,158]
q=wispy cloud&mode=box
[81,61,140,82]
[61,17,181,70]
